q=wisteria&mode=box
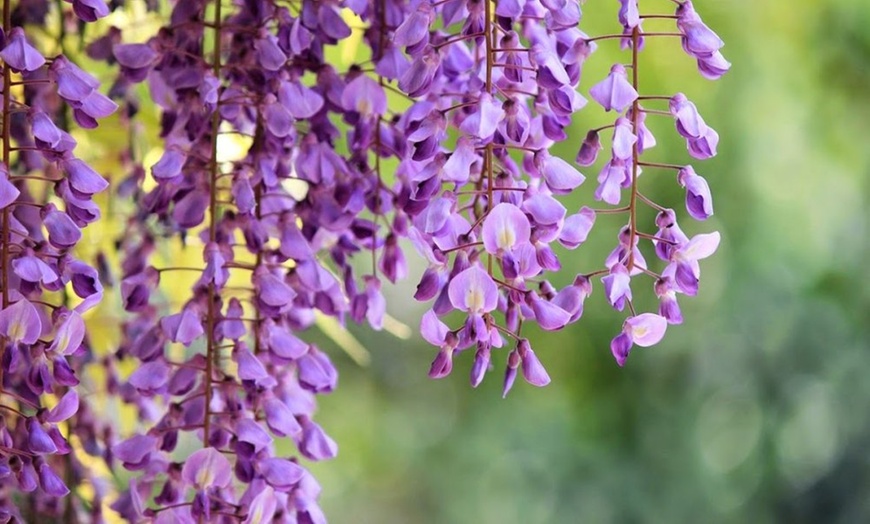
[0,0,729,520]
[0,0,115,519]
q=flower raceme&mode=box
[395,0,727,389]
[0,0,114,519]
[0,0,728,520]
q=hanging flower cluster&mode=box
[391,0,596,397]
[0,0,730,520]
[393,0,728,391]
[0,0,115,519]
[579,0,728,366]
[106,0,374,521]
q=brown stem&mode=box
[484,0,494,275]
[0,0,11,388]
[627,25,640,271]
[203,0,224,449]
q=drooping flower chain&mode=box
[107,1,377,521]
[391,0,729,392]
[0,0,115,519]
[581,0,727,366]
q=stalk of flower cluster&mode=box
[203,0,223,452]
[0,0,114,518]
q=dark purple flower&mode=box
[678,166,714,220]
[67,0,110,22]
[37,462,69,496]
[576,129,602,166]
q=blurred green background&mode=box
[302,1,870,522]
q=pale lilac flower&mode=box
[670,232,721,295]
[602,264,632,311]
[589,64,638,112]
[610,313,668,366]
[182,448,233,490]
[676,1,724,58]
[0,299,42,345]
[448,265,498,314]
[482,203,531,255]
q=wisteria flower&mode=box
[610,313,668,366]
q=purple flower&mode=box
[0,299,42,345]
[341,74,387,116]
[42,203,82,249]
[0,168,20,209]
[576,129,602,166]
[535,151,586,194]
[678,166,714,220]
[610,313,668,366]
[37,462,69,497]
[128,361,170,394]
[589,64,638,112]
[182,448,233,490]
[669,93,707,139]
[113,434,158,469]
[30,111,76,154]
[47,310,85,355]
[527,293,571,331]
[697,51,732,80]
[113,43,158,83]
[518,339,551,387]
[399,46,441,97]
[66,0,110,22]
[687,126,719,159]
[602,264,632,311]
[670,232,721,295]
[676,1,724,59]
[393,3,431,48]
[448,265,498,314]
[470,346,491,388]
[655,277,683,325]
[0,27,45,72]
[482,203,531,255]
[459,93,505,140]
[595,159,629,205]
[260,458,305,491]
[611,117,637,160]
[12,251,58,284]
[160,305,204,346]
[47,390,79,423]
[264,398,302,438]
[300,418,338,461]
[560,207,596,249]
[61,158,109,198]
[244,486,278,524]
